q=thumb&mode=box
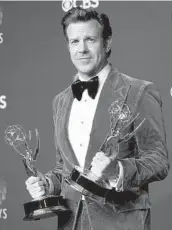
[37,171,49,194]
[37,171,49,189]
[36,171,46,184]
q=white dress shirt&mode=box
[68,63,123,193]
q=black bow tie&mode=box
[71,76,99,101]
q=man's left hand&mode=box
[91,151,119,179]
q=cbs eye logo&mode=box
[62,0,99,12]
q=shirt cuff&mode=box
[109,161,124,192]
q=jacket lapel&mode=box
[84,68,129,169]
[57,87,80,169]
[57,68,130,171]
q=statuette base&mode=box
[23,195,68,221]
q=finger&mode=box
[26,181,45,190]
[92,159,105,167]
[25,176,41,186]
[37,171,47,184]
[92,155,104,163]
[30,190,45,199]
[92,155,106,165]
[91,166,102,177]
[29,185,45,194]
[97,153,112,162]
[91,158,111,171]
[91,158,98,167]
[29,186,45,195]
[93,156,104,162]
[95,152,107,160]
[95,151,105,158]
[91,160,96,167]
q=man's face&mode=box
[66,20,110,77]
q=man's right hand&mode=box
[25,173,49,199]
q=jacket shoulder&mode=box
[120,73,153,90]
[120,72,162,106]
[52,86,71,114]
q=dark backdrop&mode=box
[0,2,172,230]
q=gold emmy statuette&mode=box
[4,125,68,221]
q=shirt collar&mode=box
[77,63,111,89]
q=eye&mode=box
[87,37,96,43]
[70,39,79,45]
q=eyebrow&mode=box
[69,35,98,41]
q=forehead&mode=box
[66,20,102,38]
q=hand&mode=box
[91,151,119,179]
[25,172,48,199]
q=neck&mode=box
[78,60,108,81]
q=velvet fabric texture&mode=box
[46,67,169,230]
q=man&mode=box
[25,7,169,230]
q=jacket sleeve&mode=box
[45,95,64,195]
[119,83,169,191]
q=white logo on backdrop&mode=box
[62,0,99,12]
[0,178,7,219]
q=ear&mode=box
[105,36,112,54]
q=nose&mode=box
[78,40,88,53]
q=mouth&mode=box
[77,57,91,60]
[80,58,89,60]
